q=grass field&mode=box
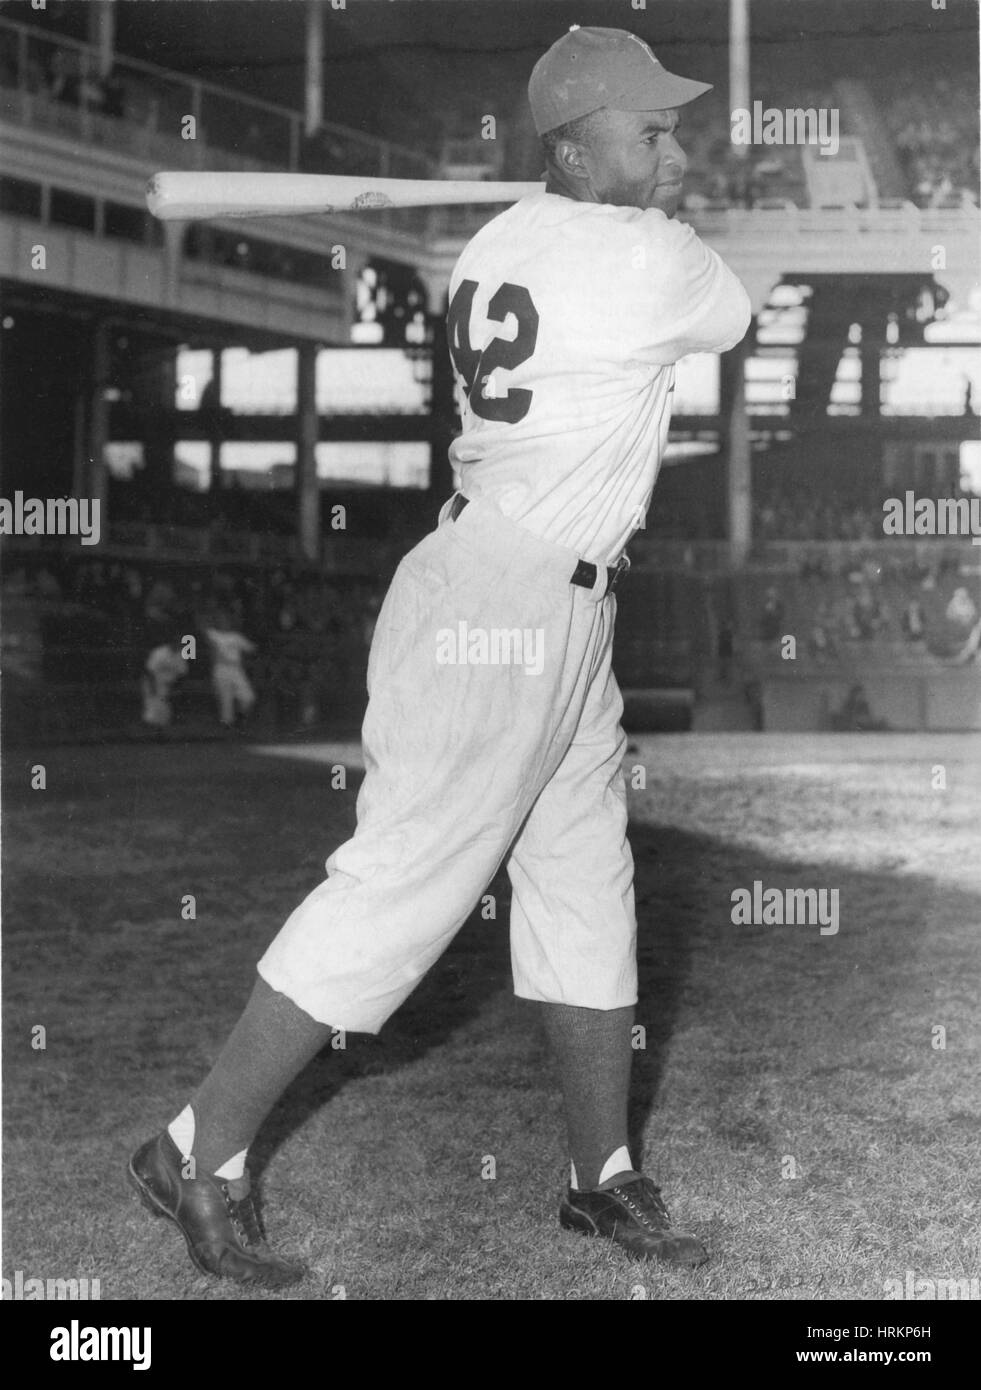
[2,731,980,1302]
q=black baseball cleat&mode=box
[128,1132,306,1288]
[559,1173,709,1267]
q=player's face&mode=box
[582,108,687,215]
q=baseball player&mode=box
[141,635,188,730]
[205,616,257,727]
[129,26,751,1287]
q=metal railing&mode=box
[744,538,978,570]
[685,199,979,241]
[2,524,416,579]
[7,527,975,574]
[744,635,968,671]
[105,522,299,563]
[627,536,979,573]
[0,16,434,182]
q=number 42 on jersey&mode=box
[447,279,540,425]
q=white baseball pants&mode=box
[213,666,255,725]
[258,497,636,1033]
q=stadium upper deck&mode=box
[1,3,978,534]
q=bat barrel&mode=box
[146,171,544,220]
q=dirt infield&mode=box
[2,732,979,1300]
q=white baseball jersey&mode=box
[206,629,255,668]
[145,644,187,694]
[258,190,752,1035]
[447,190,751,565]
[142,645,186,726]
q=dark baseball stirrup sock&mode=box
[540,1001,635,1192]
[183,974,332,1177]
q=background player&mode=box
[141,634,188,731]
[129,26,751,1288]
[205,615,257,728]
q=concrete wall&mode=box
[762,671,981,731]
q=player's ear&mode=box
[554,136,591,182]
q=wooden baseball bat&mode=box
[146,171,544,220]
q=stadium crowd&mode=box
[3,550,385,734]
[753,480,981,544]
[882,76,981,208]
[747,547,978,667]
[753,496,884,542]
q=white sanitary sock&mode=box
[597,1145,634,1186]
[213,1148,248,1181]
[570,1145,634,1191]
[167,1104,195,1159]
[167,1106,247,1180]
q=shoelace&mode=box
[609,1178,671,1233]
[221,1184,265,1250]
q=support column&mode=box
[305,0,325,136]
[88,0,116,79]
[860,331,881,417]
[139,344,178,511]
[413,272,456,501]
[86,319,111,520]
[428,293,456,502]
[161,222,183,309]
[721,341,751,569]
[296,341,320,562]
[729,0,751,204]
[72,389,87,500]
[206,348,224,491]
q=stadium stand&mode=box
[1,5,978,739]
[877,73,981,208]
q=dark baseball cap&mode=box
[529,25,712,135]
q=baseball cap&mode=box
[529,25,712,135]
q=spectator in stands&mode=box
[101,66,126,120]
[47,48,79,105]
[847,586,878,640]
[143,575,177,648]
[808,601,837,663]
[758,587,785,642]
[889,79,978,207]
[946,586,978,630]
[902,597,926,644]
[752,489,890,545]
[834,683,888,732]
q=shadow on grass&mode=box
[248,819,707,1184]
[248,810,974,1188]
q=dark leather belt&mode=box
[447,493,629,595]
